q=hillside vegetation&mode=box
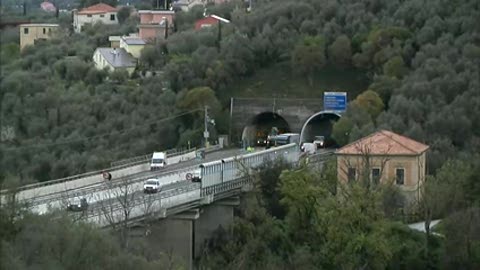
[1,0,479,183]
[1,0,480,268]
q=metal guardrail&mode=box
[24,145,226,208]
[110,154,151,168]
[65,151,335,226]
[202,144,222,153]
[26,165,200,208]
[306,149,336,163]
[82,183,201,220]
[1,146,209,195]
[25,147,330,210]
[110,147,195,168]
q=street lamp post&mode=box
[203,105,216,149]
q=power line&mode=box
[1,109,202,152]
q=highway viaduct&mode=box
[0,97,345,269]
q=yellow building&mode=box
[19,23,59,50]
[336,130,429,203]
[93,47,136,75]
[108,36,121,48]
[119,36,145,59]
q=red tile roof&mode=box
[336,130,429,156]
[78,3,118,15]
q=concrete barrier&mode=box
[29,166,202,215]
[2,147,205,195]
[84,186,200,227]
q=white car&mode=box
[143,179,161,194]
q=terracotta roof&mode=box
[78,3,118,15]
[40,1,56,12]
[336,130,429,156]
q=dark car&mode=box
[67,198,88,212]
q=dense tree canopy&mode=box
[1,0,479,268]
[1,0,479,197]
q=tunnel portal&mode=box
[241,112,290,147]
[300,111,341,148]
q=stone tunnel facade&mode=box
[229,97,324,144]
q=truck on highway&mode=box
[150,152,167,171]
[143,178,161,193]
[266,133,300,149]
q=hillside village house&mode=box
[93,35,145,75]
[109,36,121,48]
[194,14,230,30]
[73,3,118,33]
[118,35,146,58]
[93,47,136,75]
[172,0,230,11]
[40,1,56,12]
[138,10,175,42]
[335,130,429,203]
[19,23,59,50]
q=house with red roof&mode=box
[40,1,56,12]
[194,14,230,30]
[335,130,429,202]
[138,10,175,42]
[72,3,118,33]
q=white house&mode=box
[73,3,118,33]
[93,47,137,75]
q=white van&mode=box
[301,142,317,154]
[151,152,166,171]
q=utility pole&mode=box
[216,21,222,52]
[204,106,210,148]
[164,17,169,39]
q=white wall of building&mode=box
[73,11,118,33]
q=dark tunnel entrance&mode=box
[242,112,290,147]
[300,112,341,148]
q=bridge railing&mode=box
[0,146,201,195]
[80,183,201,221]
[306,149,336,163]
[21,144,227,208]
[25,165,200,208]
[69,151,336,227]
[110,147,194,168]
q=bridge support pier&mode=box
[144,209,199,269]
[194,197,240,259]
[137,197,240,270]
